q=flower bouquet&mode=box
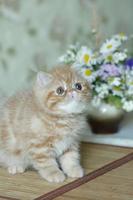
[58,33,133,134]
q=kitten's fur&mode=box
[0,65,91,182]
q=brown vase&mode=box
[88,114,124,134]
[88,104,124,134]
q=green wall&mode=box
[0,0,133,95]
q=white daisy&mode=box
[112,86,123,97]
[103,53,114,63]
[103,51,127,64]
[113,52,127,63]
[91,53,103,65]
[82,68,97,83]
[76,46,93,66]
[100,38,121,54]
[58,50,76,64]
[113,33,128,42]
[95,84,109,98]
[126,86,133,96]
[122,100,133,112]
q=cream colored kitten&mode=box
[0,65,91,183]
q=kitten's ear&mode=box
[37,71,53,88]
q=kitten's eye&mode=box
[75,83,82,91]
[56,87,65,95]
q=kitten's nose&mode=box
[68,91,77,99]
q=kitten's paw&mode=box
[66,165,84,178]
[8,166,25,175]
[40,170,66,183]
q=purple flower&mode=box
[125,58,133,70]
[98,64,120,80]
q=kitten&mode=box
[0,65,91,183]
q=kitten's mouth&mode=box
[59,99,87,114]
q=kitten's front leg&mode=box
[31,152,65,183]
[59,147,84,178]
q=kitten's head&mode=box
[35,65,91,115]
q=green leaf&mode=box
[105,95,122,108]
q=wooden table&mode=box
[0,143,132,200]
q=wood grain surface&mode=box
[0,143,132,200]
